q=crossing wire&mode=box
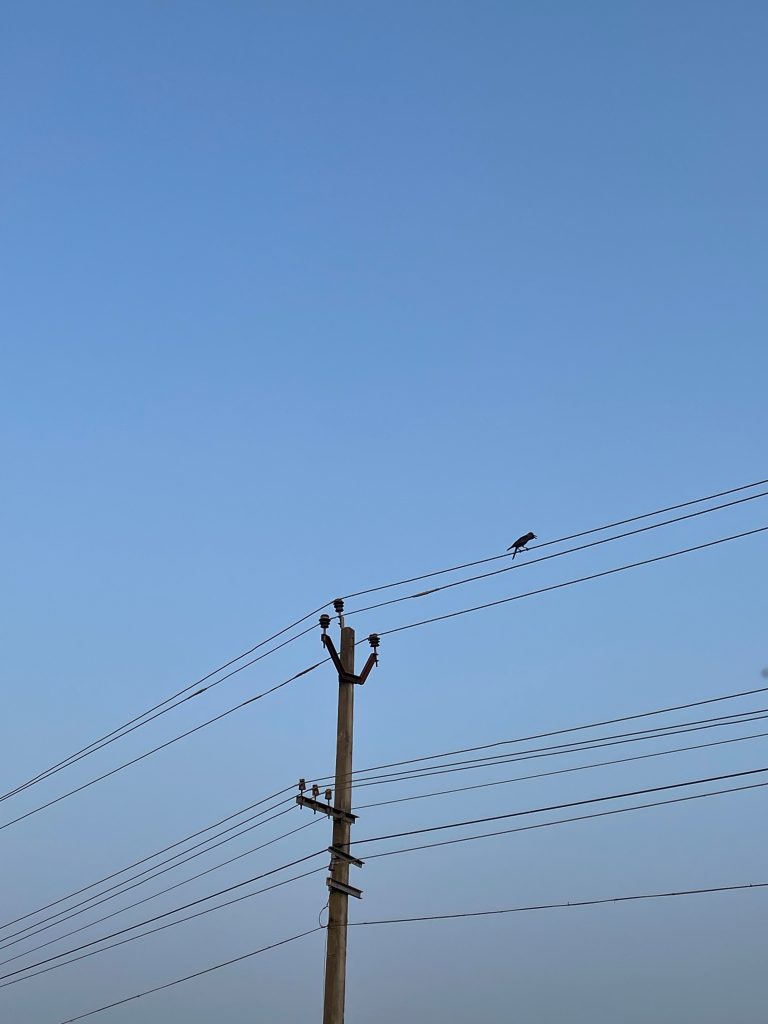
[310,681,768,785]
[6,477,766,809]
[6,479,765,816]
[348,708,768,789]
[0,850,328,987]
[350,881,768,927]
[17,721,768,964]
[0,785,296,935]
[375,526,768,637]
[54,880,767,1022]
[0,816,323,968]
[0,808,312,958]
[12,682,766,945]
[12,711,768,960]
[344,489,768,618]
[0,612,326,806]
[354,765,768,848]
[354,726,768,810]
[8,766,768,988]
[55,926,323,1024]
[341,476,768,600]
[361,778,768,861]
[0,659,325,835]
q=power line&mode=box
[0,805,297,951]
[52,875,768,1023]
[21,769,765,985]
[54,926,322,1024]
[0,807,313,958]
[0,615,324,807]
[20,686,762,950]
[1,867,326,991]
[349,708,768,789]
[311,682,768,784]
[0,849,327,986]
[22,783,765,1000]
[355,765,768,846]
[10,712,724,951]
[0,816,323,968]
[14,684,765,952]
[0,658,325,835]
[2,869,326,992]
[341,476,768,600]
[0,785,295,936]
[354,727,768,810]
[376,525,768,638]
[349,881,768,927]
[0,799,301,949]
[16,708,768,958]
[8,483,765,815]
[363,778,768,861]
[346,688,768,779]
[41,727,765,959]
[7,478,766,809]
[12,775,766,992]
[345,489,768,618]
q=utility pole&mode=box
[296,599,379,1024]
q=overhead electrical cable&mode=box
[0,799,301,948]
[349,881,768,928]
[348,708,768,789]
[3,868,327,994]
[0,659,325,835]
[52,875,767,1023]
[17,683,764,947]
[6,477,766,811]
[0,785,296,935]
[374,526,768,638]
[310,682,768,785]
[354,727,768,810]
[344,489,768,618]
[0,806,311,954]
[0,850,327,986]
[0,615,324,807]
[0,816,322,967]
[341,476,768,600]
[361,778,768,862]
[53,926,323,1024]
[24,715,768,958]
[356,765,768,847]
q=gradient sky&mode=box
[2,2,767,1022]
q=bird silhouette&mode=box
[507,531,536,558]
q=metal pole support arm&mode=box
[356,652,377,685]
[322,634,377,685]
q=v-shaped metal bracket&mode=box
[322,633,377,685]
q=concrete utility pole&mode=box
[296,599,379,1024]
[324,613,356,1024]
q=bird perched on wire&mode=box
[507,531,536,558]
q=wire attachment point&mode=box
[368,634,380,666]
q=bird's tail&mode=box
[510,548,517,559]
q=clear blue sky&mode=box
[2,2,767,1021]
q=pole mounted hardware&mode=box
[326,878,363,900]
[296,789,357,823]
[320,612,379,686]
[328,846,364,869]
